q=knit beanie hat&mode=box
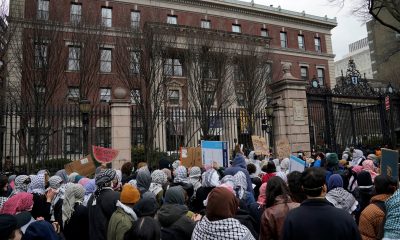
[120,184,140,205]
[326,153,339,167]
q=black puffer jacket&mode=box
[157,204,195,240]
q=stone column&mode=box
[270,63,311,158]
[111,88,131,169]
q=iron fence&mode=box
[0,104,111,174]
[131,107,270,164]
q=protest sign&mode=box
[64,155,96,177]
[289,155,305,173]
[180,147,202,168]
[201,141,229,168]
[276,137,291,159]
[251,135,269,156]
[381,148,399,181]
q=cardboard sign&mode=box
[276,137,291,159]
[289,155,305,173]
[251,135,269,156]
[380,148,399,181]
[201,141,229,168]
[180,147,202,168]
[64,155,96,177]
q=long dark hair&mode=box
[265,176,291,208]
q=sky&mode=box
[251,0,368,60]
[0,0,366,61]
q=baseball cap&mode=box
[0,212,32,239]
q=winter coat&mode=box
[63,203,89,240]
[281,198,361,240]
[235,208,259,239]
[248,202,263,233]
[107,201,138,240]
[353,187,375,224]
[31,193,52,221]
[224,154,254,193]
[191,186,214,213]
[260,196,300,240]
[87,189,120,240]
[359,194,391,240]
[157,203,195,240]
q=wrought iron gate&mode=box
[307,60,399,153]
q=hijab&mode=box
[233,171,247,199]
[0,192,33,215]
[93,169,116,205]
[202,169,220,188]
[12,175,30,195]
[362,160,378,181]
[164,186,185,205]
[257,183,267,206]
[55,170,68,184]
[48,176,63,190]
[28,174,46,195]
[327,174,343,191]
[206,187,239,221]
[136,169,152,193]
[62,183,85,225]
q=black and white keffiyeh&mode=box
[233,171,247,200]
[149,170,167,195]
[11,175,30,196]
[92,169,116,205]
[192,216,255,240]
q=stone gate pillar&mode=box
[111,87,131,169]
[270,63,311,158]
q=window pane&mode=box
[298,35,305,49]
[130,51,140,74]
[169,90,180,105]
[280,32,287,48]
[68,47,80,71]
[167,16,177,24]
[201,20,210,29]
[101,8,112,27]
[100,88,111,102]
[317,68,324,85]
[232,25,241,33]
[100,49,112,73]
[34,44,48,68]
[315,38,321,52]
[67,88,80,100]
[131,11,140,28]
[261,29,268,37]
[130,89,141,104]
[37,0,49,20]
[70,4,81,24]
[300,67,308,80]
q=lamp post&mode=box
[79,99,91,156]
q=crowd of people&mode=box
[0,146,399,240]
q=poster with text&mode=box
[381,148,399,181]
[251,135,269,156]
[201,141,229,168]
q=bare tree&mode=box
[6,13,68,171]
[329,0,400,33]
[115,21,177,164]
[184,35,235,142]
[234,44,272,136]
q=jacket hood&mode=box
[116,200,138,221]
[136,169,151,192]
[157,204,188,227]
[232,154,246,169]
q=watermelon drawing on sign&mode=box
[92,146,120,163]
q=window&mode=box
[237,92,246,107]
[300,66,308,80]
[232,24,241,33]
[168,89,180,105]
[34,86,46,104]
[96,126,111,148]
[280,32,287,48]
[67,87,80,101]
[201,20,211,29]
[101,7,112,27]
[67,46,80,71]
[34,43,48,68]
[100,48,112,73]
[315,37,321,52]
[317,68,325,85]
[131,11,140,29]
[70,3,81,24]
[167,15,177,25]
[64,127,82,154]
[37,0,49,20]
[100,88,111,102]
[164,58,183,76]
[261,28,268,37]
[130,51,140,74]
[130,89,140,104]
[205,90,215,105]
[298,35,305,50]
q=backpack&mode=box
[373,200,386,240]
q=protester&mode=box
[83,179,96,206]
[29,174,55,221]
[361,160,378,182]
[234,171,255,206]
[157,186,196,240]
[188,167,202,195]
[192,187,255,240]
[123,216,161,240]
[247,151,261,176]
[351,149,365,166]
[383,188,400,240]
[261,161,277,183]
[149,170,167,206]
[0,174,9,208]
[359,175,397,240]
[0,192,33,215]
[247,163,262,199]
[10,175,30,197]
[281,168,361,240]
[108,184,140,240]
[287,171,306,203]
[224,154,253,193]
[248,182,267,228]
[62,184,88,240]
[120,162,134,185]
[48,176,63,224]
[280,158,290,174]
[0,213,32,240]
[260,176,299,240]
[353,171,375,224]
[88,169,120,240]
[171,166,194,200]
[191,169,220,213]
[22,220,60,240]
[325,174,358,214]
[136,168,156,201]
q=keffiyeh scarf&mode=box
[149,170,167,195]
[11,175,30,196]
[62,184,85,225]
[174,166,188,184]
[192,216,255,240]
[202,169,220,188]
[28,174,46,195]
[233,171,247,200]
[325,187,358,214]
[93,169,116,205]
